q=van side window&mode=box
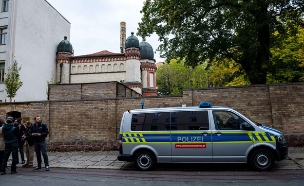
[213,111,249,130]
[171,111,209,130]
[131,111,209,131]
[131,112,171,131]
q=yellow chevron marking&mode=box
[139,133,146,142]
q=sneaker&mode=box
[45,166,50,171]
[0,172,5,175]
[33,166,41,171]
[10,171,18,174]
[22,163,29,168]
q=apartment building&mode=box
[0,0,70,102]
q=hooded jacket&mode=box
[2,123,18,144]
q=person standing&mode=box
[21,121,34,168]
[0,117,19,175]
[0,118,5,171]
[14,119,25,164]
[29,116,50,171]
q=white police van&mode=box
[117,102,288,171]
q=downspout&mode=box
[58,63,63,83]
[69,57,72,83]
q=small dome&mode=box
[139,38,154,60]
[125,32,139,49]
[57,36,73,53]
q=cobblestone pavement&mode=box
[7,147,303,170]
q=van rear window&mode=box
[131,111,209,131]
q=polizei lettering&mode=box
[177,136,203,142]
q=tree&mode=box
[208,59,250,87]
[268,27,304,83]
[4,59,23,102]
[138,0,304,84]
[157,59,188,95]
[157,59,211,95]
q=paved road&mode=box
[6,147,304,171]
[0,168,304,186]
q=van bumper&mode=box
[276,142,288,161]
[117,154,133,162]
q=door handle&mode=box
[215,131,221,136]
[202,131,208,136]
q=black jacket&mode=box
[24,126,35,146]
[29,122,49,143]
[2,124,18,144]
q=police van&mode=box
[117,102,288,171]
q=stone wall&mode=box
[0,82,303,151]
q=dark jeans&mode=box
[0,142,19,172]
[0,150,4,170]
[34,141,49,167]
[19,145,25,161]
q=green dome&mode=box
[139,39,154,61]
[125,32,139,49]
[57,36,73,53]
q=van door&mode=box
[171,110,212,162]
[212,111,253,162]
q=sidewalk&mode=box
[11,147,303,170]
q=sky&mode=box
[46,0,165,62]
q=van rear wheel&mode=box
[250,149,274,171]
[134,150,156,171]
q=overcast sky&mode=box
[46,0,165,62]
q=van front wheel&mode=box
[134,150,156,171]
[250,149,274,171]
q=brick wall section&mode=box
[49,84,81,100]
[269,84,304,146]
[82,82,117,99]
[187,85,273,127]
[0,82,303,151]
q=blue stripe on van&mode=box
[212,133,251,142]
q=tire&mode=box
[134,150,156,171]
[250,149,274,171]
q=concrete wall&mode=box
[0,0,70,102]
[0,82,303,151]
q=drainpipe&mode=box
[58,63,63,84]
[69,57,72,84]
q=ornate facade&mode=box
[56,30,157,96]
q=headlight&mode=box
[276,135,286,143]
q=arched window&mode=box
[107,64,112,72]
[95,64,100,72]
[77,65,82,73]
[72,66,76,73]
[83,65,88,73]
[101,64,105,72]
[89,65,93,73]
[113,63,118,71]
[119,63,124,71]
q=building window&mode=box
[0,62,5,83]
[149,72,154,87]
[0,27,7,45]
[2,0,9,12]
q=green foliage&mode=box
[156,59,187,95]
[209,59,250,87]
[268,27,304,83]
[4,59,23,102]
[138,0,304,84]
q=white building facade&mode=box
[0,0,70,102]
